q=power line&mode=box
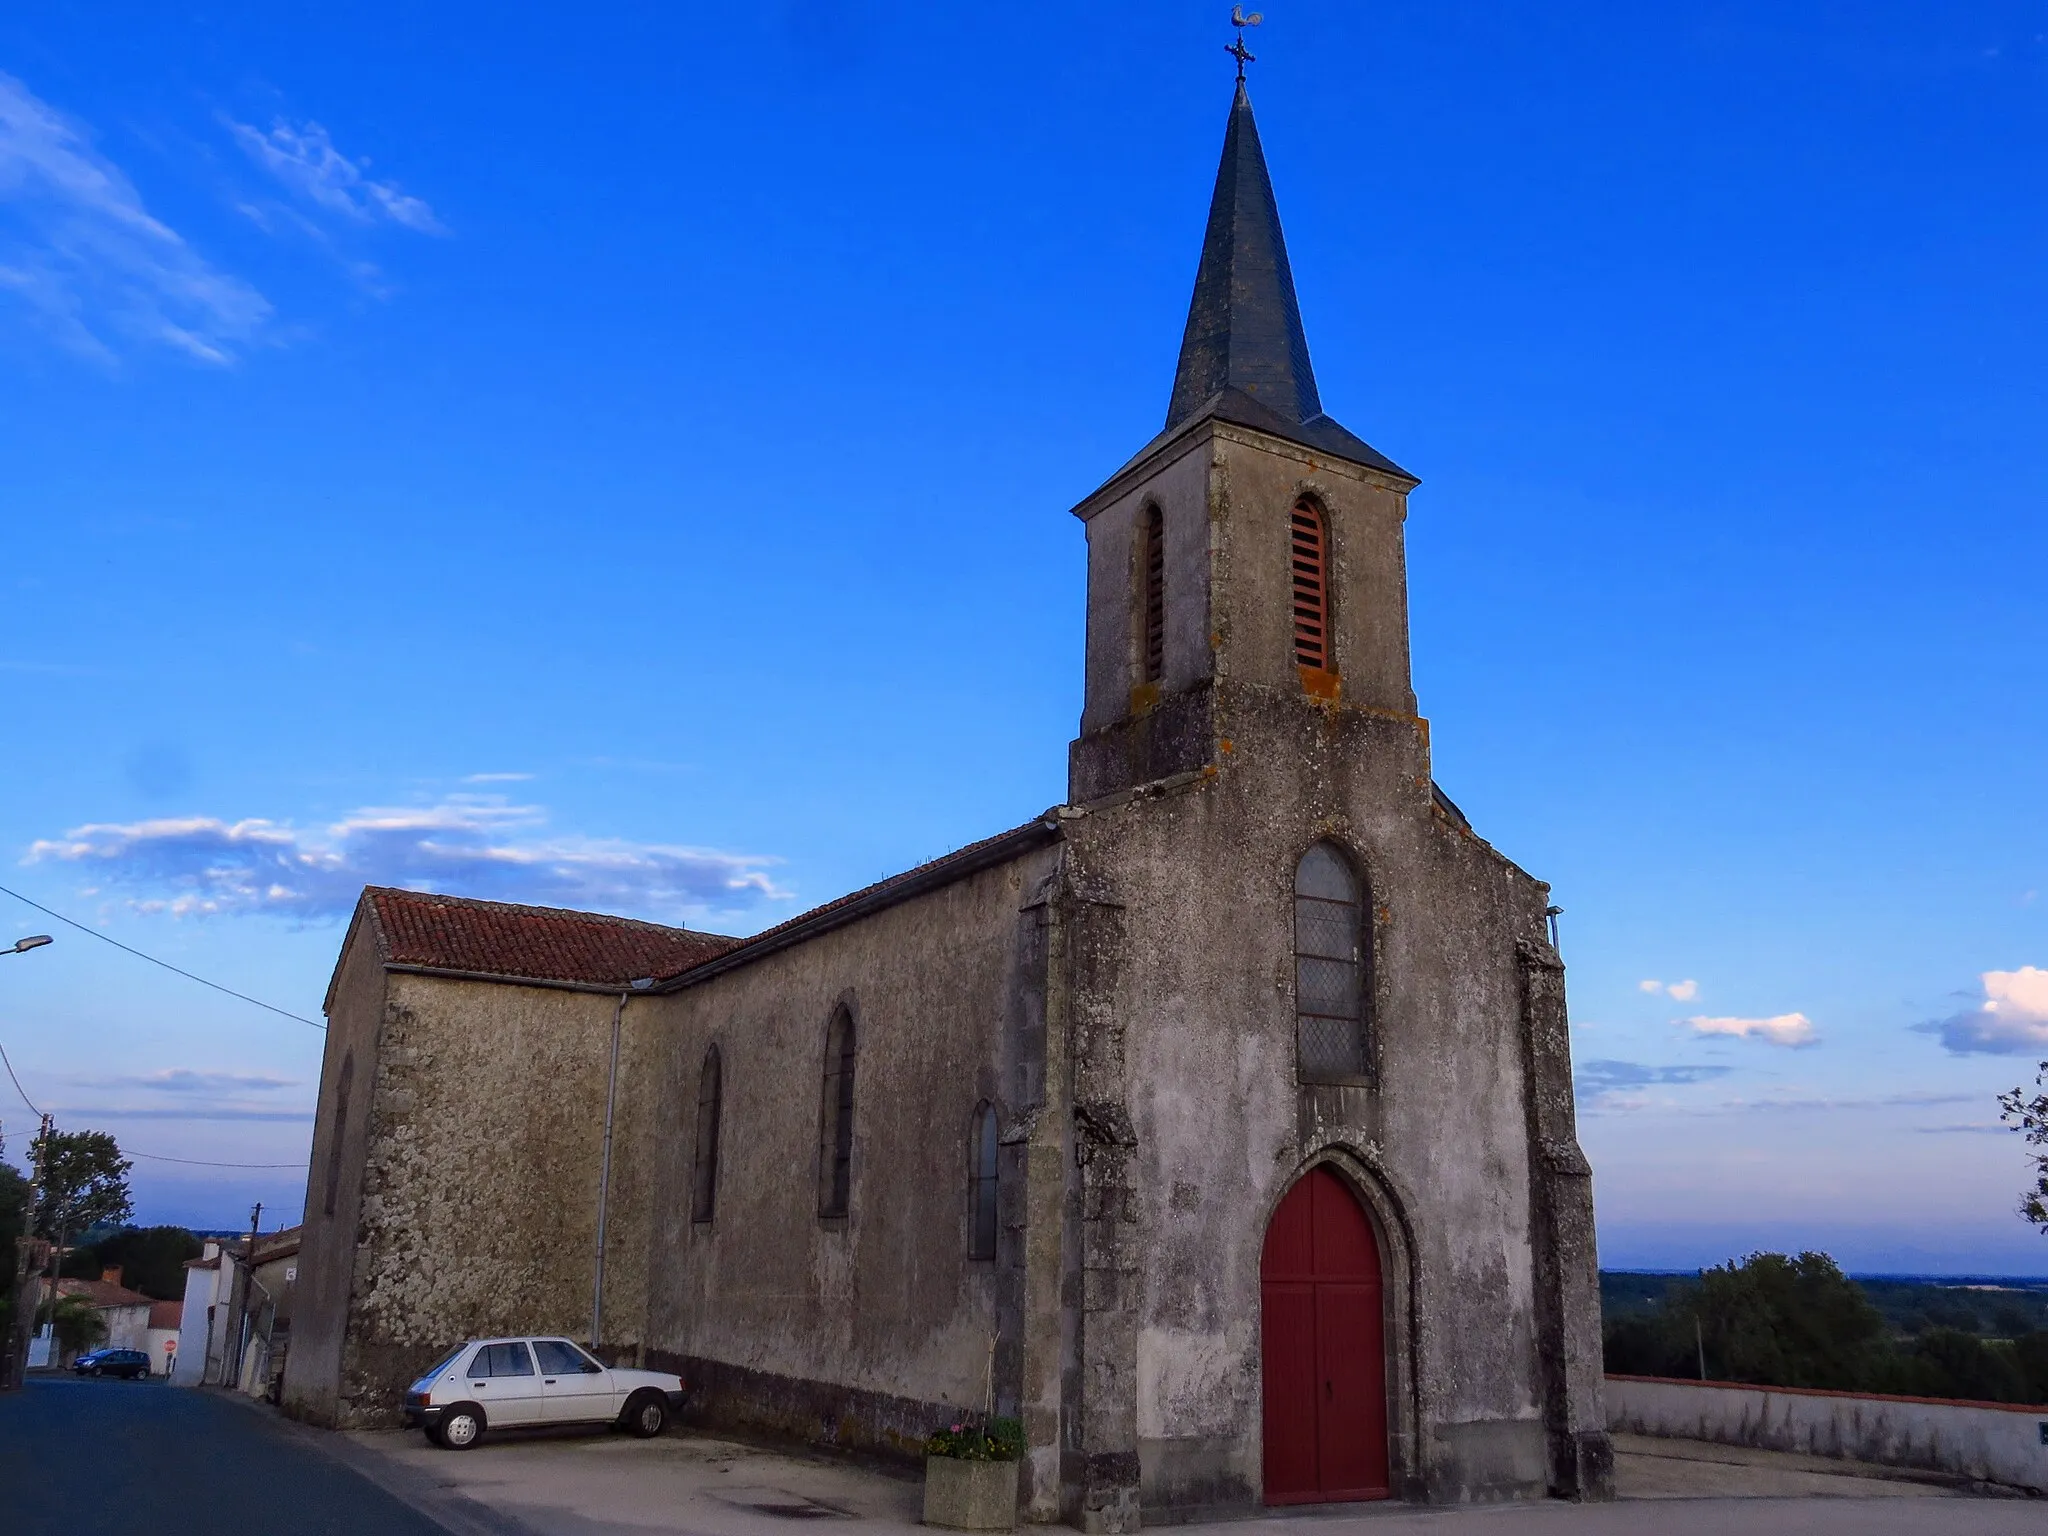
[0,880,324,1030]
[121,1149,306,1170]
[0,1038,42,1117]
[2,1046,305,1168]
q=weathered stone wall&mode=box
[640,842,1067,1476]
[281,917,386,1425]
[1080,439,1212,737]
[1062,421,1609,1516]
[297,967,662,1428]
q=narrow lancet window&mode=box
[1141,504,1165,685]
[968,1101,999,1260]
[1294,843,1368,1078]
[692,1045,722,1223]
[1290,500,1329,671]
[818,1008,857,1217]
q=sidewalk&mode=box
[326,1422,2038,1536]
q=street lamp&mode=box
[2,933,52,1387]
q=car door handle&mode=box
[543,1378,557,1385]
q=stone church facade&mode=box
[283,84,1613,1523]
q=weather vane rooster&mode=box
[1227,5,1263,81]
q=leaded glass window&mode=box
[1294,843,1368,1078]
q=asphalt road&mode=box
[0,1375,461,1536]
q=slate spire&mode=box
[1158,83,1408,479]
[1167,80,1320,429]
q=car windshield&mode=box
[411,1344,469,1388]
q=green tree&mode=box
[1999,1061,2048,1231]
[1688,1251,1885,1389]
[0,1161,29,1337]
[1870,1327,2032,1403]
[29,1129,132,1244]
[61,1226,201,1300]
[2013,1331,2048,1404]
[45,1292,107,1360]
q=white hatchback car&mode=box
[403,1336,685,1449]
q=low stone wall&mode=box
[1606,1374,2048,1493]
[649,1349,944,1466]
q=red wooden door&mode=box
[1260,1166,1389,1503]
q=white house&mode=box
[172,1242,234,1386]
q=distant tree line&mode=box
[1603,1251,2048,1405]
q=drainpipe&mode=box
[592,978,656,1351]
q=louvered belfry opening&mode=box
[1290,500,1329,670]
[1141,503,1166,684]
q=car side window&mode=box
[472,1342,535,1378]
[533,1339,593,1375]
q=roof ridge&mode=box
[364,885,731,941]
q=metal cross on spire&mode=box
[1226,5,1263,81]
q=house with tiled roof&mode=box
[282,74,1612,1522]
[44,1269,155,1360]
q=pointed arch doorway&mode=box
[1260,1165,1390,1504]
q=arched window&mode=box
[967,1101,999,1261]
[1290,500,1329,671]
[691,1045,722,1224]
[1294,843,1368,1078]
[817,1008,856,1218]
[1140,503,1165,685]
[323,1049,354,1218]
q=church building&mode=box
[283,81,1613,1523]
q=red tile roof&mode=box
[148,1300,182,1330]
[366,887,740,987]
[55,1278,154,1310]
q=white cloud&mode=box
[1574,1058,1732,1110]
[53,1105,313,1123]
[1919,966,2048,1056]
[228,118,444,234]
[1639,978,1699,1000]
[24,796,788,923]
[1685,1012,1817,1047]
[73,1068,298,1094]
[462,772,533,784]
[0,72,269,362]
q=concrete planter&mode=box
[922,1455,1018,1530]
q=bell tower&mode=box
[1069,82,1423,803]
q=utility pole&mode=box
[227,1201,261,1388]
[30,1114,58,1375]
[3,1113,50,1387]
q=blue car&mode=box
[72,1348,152,1379]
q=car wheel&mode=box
[423,1421,447,1448]
[622,1390,667,1439]
[438,1406,484,1450]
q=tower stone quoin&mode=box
[283,79,1612,1526]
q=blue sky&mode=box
[1,3,2044,1270]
